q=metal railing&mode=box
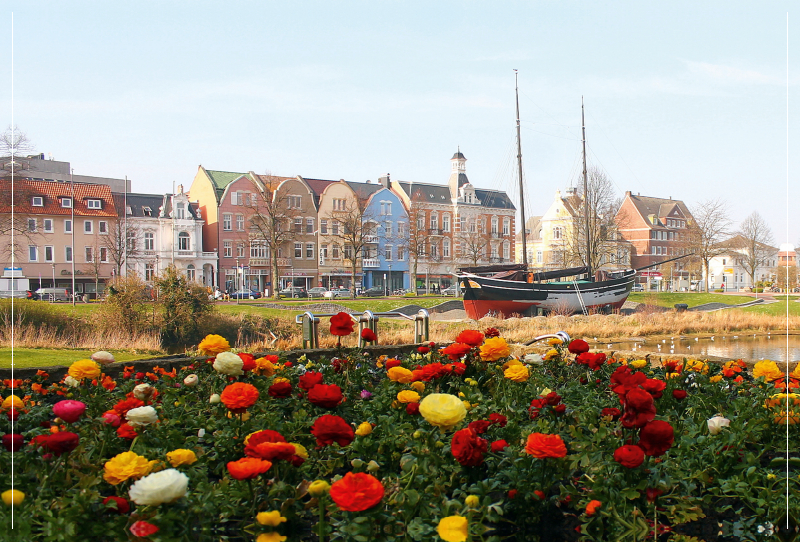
[295,309,430,349]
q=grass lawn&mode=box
[628,292,755,307]
[215,296,452,315]
[0,348,158,369]
[736,297,800,316]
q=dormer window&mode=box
[142,206,152,217]
[61,197,72,208]
[126,206,133,215]
[32,196,43,207]
[87,199,102,209]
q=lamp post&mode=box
[388,263,392,295]
[236,257,240,305]
[51,263,55,289]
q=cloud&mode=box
[683,60,783,86]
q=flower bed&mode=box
[1,314,798,541]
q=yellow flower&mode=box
[355,422,373,436]
[226,411,251,421]
[103,451,156,485]
[548,337,563,346]
[67,359,101,380]
[465,495,480,509]
[753,360,783,382]
[504,364,530,382]
[543,349,559,361]
[410,381,425,393]
[256,534,287,542]
[462,400,472,410]
[387,366,413,383]
[479,337,511,361]
[256,510,288,527]
[502,358,523,370]
[764,393,800,408]
[540,387,552,396]
[291,443,309,459]
[253,357,276,376]
[308,480,331,497]
[272,377,290,385]
[767,473,777,480]
[197,334,230,356]
[709,375,723,383]
[630,359,647,369]
[397,390,420,404]
[665,372,680,380]
[419,393,467,431]
[2,395,23,410]
[166,449,197,468]
[790,365,800,380]
[774,411,800,424]
[437,515,468,542]
[1,489,24,506]
[685,360,709,374]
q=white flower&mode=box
[707,416,731,435]
[91,351,116,366]
[133,383,154,401]
[209,394,221,404]
[126,405,159,427]
[183,374,199,387]
[197,428,206,438]
[524,353,544,365]
[213,351,244,376]
[129,468,188,505]
[64,376,80,388]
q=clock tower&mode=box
[449,148,469,199]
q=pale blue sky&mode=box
[2,2,798,244]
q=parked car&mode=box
[632,284,644,292]
[362,286,386,297]
[35,287,72,302]
[229,289,262,300]
[441,285,460,297]
[307,287,328,298]
[324,288,352,299]
[278,287,307,298]
[26,290,40,300]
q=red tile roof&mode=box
[0,178,118,217]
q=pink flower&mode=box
[130,520,159,537]
[52,400,86,424]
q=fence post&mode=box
[358,310,379,347]
[301,311,320,349]
[414,309,430,343]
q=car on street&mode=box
[307,287,329,298]
[324,287,352,298]
[441,285,460,297]
[362,286,386,297]
[632,284,644,292]
[229,289,262,300]
[279,286,307,298]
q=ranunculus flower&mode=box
[245,430,297,461]
[308,384,343,409]
[63,376,80,388]
[130,521,159,537]
[220,382,260,413]
[129,468,189,505]
[209,394,221,404]
[67,359,101,380]
[568,339,589,354]
[41,432,80,456]
[256,510,288,527]
[361,328,377,342]
[227,457,273,480]
[577,352,607,370]
[752,360,783,382]
[479,337,511,361]
[613,444,645,468]
[102,495,130,514]
[268,380,293,398]
[707,415,731,435]
[484,327,500,338]
[52,400,86,424]
[299,371,324,390]
[355,422,373,436]
[397,390,421,403]
[586,499,602,516]
[467,420,491,434]
[504,364,530,382]
[116,423,138,440]
[419,393,467,431]
[440,343,472,361]
[330,312,355,337]
[451,428,487,466]
[621,389,656,429]
[330,472,384,512]
[166,449,198,467]
[405,402,420,415]
[601,407,621,420]
[525,433,567,459]
[254,357,277,376]
[2,489,24,506]
[638,420,675,456]
[133,383,155,401]
[126,406,158,427]
[437,515,469,542]
[213,351,244,376]
[308,480,331,497]
[455,329,484,347]
[672,389,687,401]
[642,379,666,399]
[103,451,156,485]
[2,434,24,452]
[91,351,116,365]
[2,395,23,409]
[387,366,413,383]
[113,397,144,417]
[238,353,256,372]
[417,346,430,354]
[490,439,509,453]
[311,415,355,447]
[488,413,508,427]
[198,334,230,356]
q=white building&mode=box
[706,235,778,290]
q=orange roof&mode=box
[0,178,118,217]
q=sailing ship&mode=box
[459,74,637,319]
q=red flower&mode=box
[490,439,509,453]
[533,490,545,500]
[614,444,645,468]
[586,499,602,516]
[568,339,589,354]
[238,353,256,372]
[455,329,484,347]
[220,382,259,413]
[2,434,24,452]
[601,407,621,420]
[385,359,401,369]
[508,489,518,499]
[445,362,467,375]
[621,389,656,429]
[610,366,647,398]
[440,343,472,361]
[554,404,567,415]
[468,420,491,434]
[577,352,607,370]
[265,354,279,364]
[417,346,430,354]
[525,433,567,458]
[642,378,666,399]
[245,430,297,461]
[42,432,80,455]
[130,521,159,537]
[268,381,293,398]
[672,389,687,401]
[227,457,273,480]
[311,415,355,447]
[406,402,420,415]
[299,371,324,390]
[451,428,487,466]
[52,400,86,423]
[102,495,130,515]
[488,413,508,427]
[646,488,663,503]
[421,363,448,381]
[543,392,562,406]
[330,312,355,336]
[484,327,500,338]
[116,422,138,440]
[360,328,377,342]
[330,472,384,512]
[638,420,674,457]
[113,397,144,417]
[308,384,343,409]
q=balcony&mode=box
[277,258,292,267]
[428,229,445,236]
[490,232,502,239]
[362,258,380,268]
[249,258,270,267]
[364,235,379,244]
[176,250,195,257]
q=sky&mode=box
[1,1,798,246]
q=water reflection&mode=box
[598,333,800,364]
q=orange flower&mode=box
[198,334,231,356]
[330,472,385,511]
[220,383,260,413]
[525,433,567,459]
[455,330,484,347]
[479,337,511,362]
[68,359,101,381]
[226,457,273,480]
[101,376,117,391]
[586,500,602,516]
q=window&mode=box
[442,214,450,232]
[142,206,152,216]
[223,214,232,231]
[469,219,476,233]
[397,246,405,260]
[332,244,340,259]
[145,264,155,281]
[87,199,102,209]
[44,219,53,233]
[65,246,73,262]
[288,195,301,209]
[236,214,245,231]
[236,242,245,257]
[294,218,303,233]
[384,221,392,236]
[430,214,438,231]
[250,240,268,259]
[417,215,425,230]
[503,218,510,236]
[65,219,72,233]
[306,218,314,234]
[385,245,393,261]
[32,196,43,206]
[491,217,498,234]
[333,198,346,211]
[503,242,510,261]
[126,205,133,215]
[235,191,244,206]
[321,244,329,259]
[306,243,314,259]
[491,245,498,259]
[331,220,339,235]
[27,218,36,232]
[126,231,137,251]
[99,221,108,234]
[85,246,94,262]
[84,220,93,234]
[553,227,562,240]
[397,222,406,238]
[223,240,232,258]
[537,250,543,263]
[44,246,54,262]
[293,242,302,258]
[380,201,392,215]
[100,247,108,263]
[344,245,353,260]
[28,245,38,261]
[176,203,185,219]
[61,197,72,208]
[186,265,195,282]
[320,219,328,234]
[430,243,439,259]
[443,239,451,258]
[178,232,190,251]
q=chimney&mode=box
[378,174,390,188]
[625,190,631,197]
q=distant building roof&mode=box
[0,178,117,216]
[623,192,692,227]
[204,169,248,202]
[397,181,515,210]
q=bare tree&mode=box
[245,175,303,299]
[325,194,375,297]
[685,199,733,292]
[0,128,38,258]
[458,228,490,267]
[404,190,428,294]
[0,126,35,178]
[733,211,775,288]
[103,216,138,277]
[562,168,621,273]
[775,264,798,291]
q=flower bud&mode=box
[355,422,373,436]
[183,374,199,387]
[209,394,221,404]
[2,489,25,506]
[308,480,331,497]
[133,383,154,401]
[707,416,730,435]
[465,495,480,509]
[91,351,116,366]
[350,458,365,468]
[366,460,380,472]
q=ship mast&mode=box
[581,97,592,278]
[515,70,528,270]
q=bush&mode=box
[155,265,213,349]
[97,275,154,336]
[0,298,87,341]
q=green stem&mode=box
[129,435,139,453]
[248,478,256,514]
[318,494,327,542]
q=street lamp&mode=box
[51,264,55,289]
[383,272,387,297]
[236,257,240,305]
[388,263,392,295]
